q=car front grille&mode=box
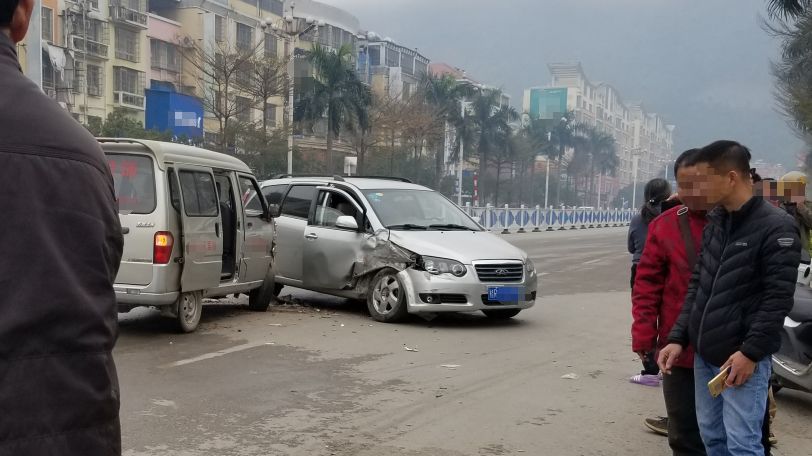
[474,263,524,283]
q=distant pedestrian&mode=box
[659,140,800,456]
[0,1,124,455]
[628,178,673,288]
[632,149,708,453]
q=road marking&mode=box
[582,258,602,265]
[163,341,273,368]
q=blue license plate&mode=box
[487,287,522,302]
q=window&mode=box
[415,59,427,77]
[264,33,277,57]
[401,55,414,75]
[264,103,277,126]
[115,27,139,62]
[318,25,329,45]
[151,39,180,72]
[236,60,253,87]
[386,48,399,67]
[107,154,156,214]
[331,26,340,47]
[313,191,358,228]
[368,46,381,66]
[41,7,53,42]
[236,96,251,122]
[363,189,480,230]
[215,15,225,43]
[236,22,253,50]
[114,66,145,94]
[280,185,316,219]
[86,64,103,97]
[262,185,287,206]
[238,176,266,216]
[178,171,219,217]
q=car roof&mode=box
[261,177,431,191]
[98,138,253,174]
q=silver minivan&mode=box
[259,176,538,322]
[101,139,276,332]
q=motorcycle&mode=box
[771,256,812,394]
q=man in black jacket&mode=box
[0,1,123,455]
[659,141,800,456]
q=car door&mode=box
[274,184,317,283]
[303,187,366,291]
[237,174,274,283]
[174,166,223,291]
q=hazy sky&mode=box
[323,0,805,170]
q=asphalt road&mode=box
[116,227,812,456]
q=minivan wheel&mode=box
[367,269,409,323]
[177,292,203,333]
[249,267,276,312]
[770,374,783,394]
[482,309,521,320]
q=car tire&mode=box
[367,268,409,323]
[482,309,521,319]
[176,291,203,333]
[770,374,783,394]
[248,267,276,312]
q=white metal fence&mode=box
[461,205,636,233]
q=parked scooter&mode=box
[771,256,812,394]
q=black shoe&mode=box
[644,416,668,436]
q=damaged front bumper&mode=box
[397,267,538,314]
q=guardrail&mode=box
[461,205,636,233]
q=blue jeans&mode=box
[694,355,771,456]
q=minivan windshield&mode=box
[363,189,481,231]
[107,153,156,214]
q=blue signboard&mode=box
[145,83,203,138]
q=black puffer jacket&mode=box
[1,34,123,454]
[668,197,800,366]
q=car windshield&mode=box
[363,189,481,231]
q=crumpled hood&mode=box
[388,230,528,264]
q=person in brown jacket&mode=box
[0,1,124,454]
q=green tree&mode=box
[297,44,371,174]
[420,73,474,189]
[468,89,517,204]
[768,0,812,18]
[97,109,172,140]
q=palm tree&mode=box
[420,74,474,189]
[468,89,518,204]
[768,0,812,18]
[582,127,619,207]
[546,112,577,206]
[297,44,371,173]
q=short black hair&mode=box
[673,148,700,176]
[0,0,19,27]
[697,140,752,178]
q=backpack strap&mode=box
[677,206,697,270]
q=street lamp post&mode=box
[631,153,640,209]
[457,99,467,206]
[261,2,319,175]
[545,131,551,208]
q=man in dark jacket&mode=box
[633,149,707,455]
[659,141,800,456]
[0,1,124,454]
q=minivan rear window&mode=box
[107,154,156,214]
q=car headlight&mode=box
[525,258,536,274]
[419,256,467,277]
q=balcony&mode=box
[71,35,109,59]
[109,1,147,29]
[114,91,145,110]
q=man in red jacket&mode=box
[632,148,708,455]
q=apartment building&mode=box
[523,62,675,203]
[357,35,430,100]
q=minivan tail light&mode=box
[153,231,174,264]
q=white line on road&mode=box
[162,341,273,368]
[582,258,603,265]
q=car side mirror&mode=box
[267,204,281,219]
[335,215,359,231]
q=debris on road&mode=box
[561,373,580,380]
[403,345,419,352]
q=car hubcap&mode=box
[181,294,198,324]
[373,275,400,315]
